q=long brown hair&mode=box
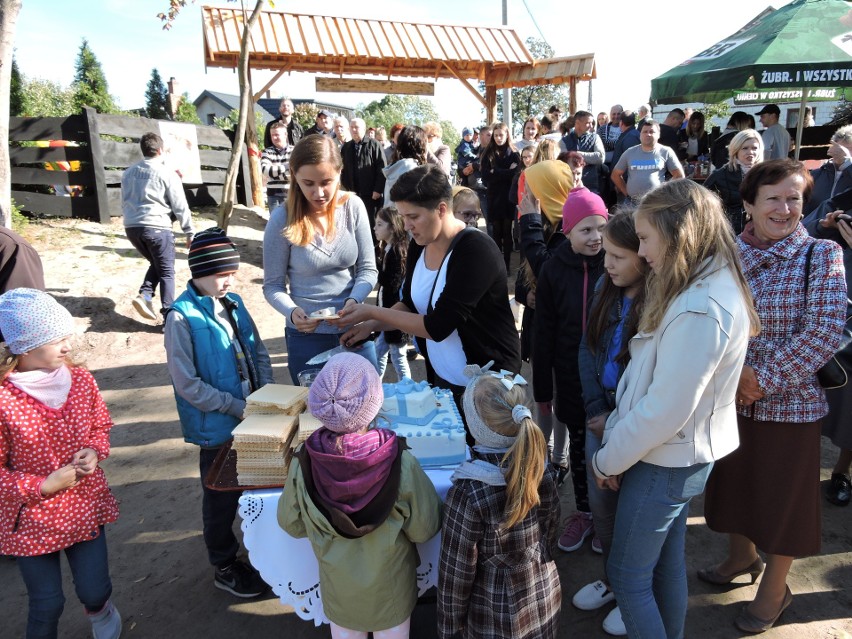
[585,212,648,363]
[636,180,760,334]
[484,122,516,168]
[284,136,349,246]
[376,205,407,287]
[472,376,546,530]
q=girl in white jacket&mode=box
[591,180,760,639]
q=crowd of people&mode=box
[1,97,850,639]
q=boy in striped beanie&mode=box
[164,227,274,598]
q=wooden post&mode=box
[485,86,498,125]
[83,107,110,223]
[568,79,577,117]
[245,67,264,208]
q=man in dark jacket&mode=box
[341,118,387,233]
[262,97,303,148]
[304,109,334,137]
[610,111,641,175]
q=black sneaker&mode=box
[214,559,270,598]
[826,472,851,506]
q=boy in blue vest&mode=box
[164,227,274,598]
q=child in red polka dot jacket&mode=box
[0,288,121,639]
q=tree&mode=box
[0,0,22,227]
[72,38,118,114]
[173,92,201,124]
[9,56,22,116]
[214,108,264,147]
[293,102,318,131]
[160,0,266,229]
[20,78,76,117]
[145,68,170,120]
[356,95,441,132]
[830,100,852,126]
[479,37,570,134]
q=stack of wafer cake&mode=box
[292,411,323,449]
[244,384,309,416]
[231,384,311,486]
[232,414,298,486]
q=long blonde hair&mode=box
[284,135,349,246]
[472,376,546,530]
[635,180,760,335]
[532,139,559,164]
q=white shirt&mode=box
[410,251,468,386]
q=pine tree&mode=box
[72,38,118,113]
[145,68,169,120]
[173,93,201,124]
[9,57,23,116]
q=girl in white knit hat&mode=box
[0,289,121,639]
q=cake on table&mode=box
[379,378,466,468]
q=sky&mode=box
[14,0,794,133]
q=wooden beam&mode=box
[253,69,287,102]
[441,61,486,107]
[485,86,497,124]
[315,77,435,95]
[569,78,577,116]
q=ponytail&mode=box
[501,416,546,530]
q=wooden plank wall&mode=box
[9,110,250,222]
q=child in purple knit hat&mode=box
[278,353,442,639]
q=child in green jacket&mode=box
[279,353,441,638]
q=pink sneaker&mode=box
[558,512,594,552]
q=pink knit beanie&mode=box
[562,187,608,233]
[308,353,384,433]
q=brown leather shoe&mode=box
[734,586,793,633]
[697,556,765,585]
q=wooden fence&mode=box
[8,107,253,223]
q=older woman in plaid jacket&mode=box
[702,159,847,634]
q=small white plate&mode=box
[309,310,340,320]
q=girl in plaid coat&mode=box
[438,366,561,639]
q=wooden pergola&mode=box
[201,5,596,121]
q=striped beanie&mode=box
[188,227,240,278]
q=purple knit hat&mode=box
[307,353,384,433]
[562,187,608,233]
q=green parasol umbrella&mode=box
[651,0,852,106]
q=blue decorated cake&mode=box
[379,379,466,467]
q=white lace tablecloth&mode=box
[239,468,454,626]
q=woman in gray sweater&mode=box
[262,135,378,384]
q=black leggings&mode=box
[489,217,513,271]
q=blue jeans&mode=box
[267,193,286,212]
[375,333,410,380]
[285,327,378,385]
[16,527,112,639]
[586,429,619,571]
[199,446,240,568]
[125,226,176,317]
[607,461,713,639]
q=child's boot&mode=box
[87,599,121,639]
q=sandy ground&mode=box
[0,208,849,638]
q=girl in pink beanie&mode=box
[533,188,609,555]
[278,353,442,639]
